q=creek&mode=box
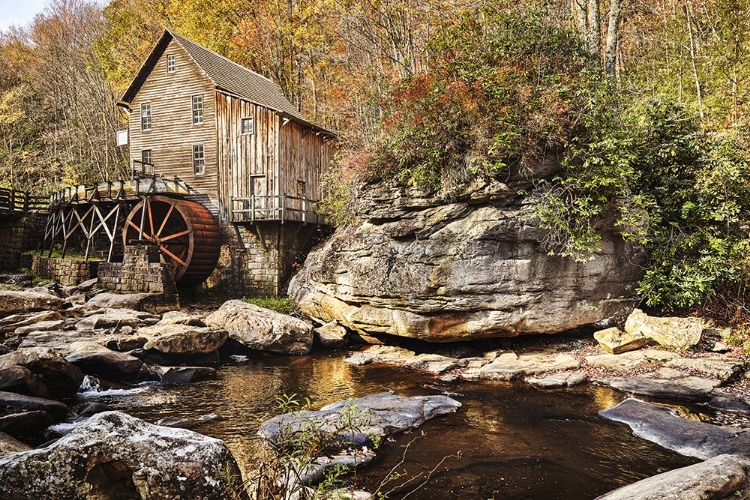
[85,351,698,499]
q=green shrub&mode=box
[242,297,296,314]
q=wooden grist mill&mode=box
[37,29,335,295]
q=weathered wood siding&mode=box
[216,90,335,223]
[128,39,219,217]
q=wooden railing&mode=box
[0,188,48,215]
[49,177,190,207]
[230,194,324,224]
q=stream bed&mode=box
[86,351,698,499]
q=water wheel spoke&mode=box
[126,218,154,242]
[156,201,175,238]
[159,245,187,267]
[146,197,155,237]
[160,229,190,243]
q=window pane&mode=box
[167,54,175,73]
[141,103,151,131]
[193,144,205,175]
[241,117,254,135]
[141,149,152,165]
[192,95,203,124]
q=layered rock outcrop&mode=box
[290,177,645,341]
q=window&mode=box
[167,54,175,73]
[192,95,203,124]
[140,102,151,131]
[141,149,152,166]
[241,117,254,135]
[296,180,306,198]
[193,144,205,175]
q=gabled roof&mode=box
[120,29,308,124]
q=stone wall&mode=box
[0,214,46,272]
[206,224,321,297]
[32,256,99,286]
[98,245,177,296]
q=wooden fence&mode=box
[0,188,48,216]
[230,194,324,224]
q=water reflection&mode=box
[97,353,699,499]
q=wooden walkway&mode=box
[0,188,48,218]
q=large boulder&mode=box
[64,342,145,380]
[624,309,703,350]
[0,291,64,316]
[596,454,750,500]
[205,300,313,355]
[0,411,247,499]
[138,323,228,356]
[289,177,644,342]
[258,391,461,447]
[0,348,83,399]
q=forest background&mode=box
[1,0,749,324]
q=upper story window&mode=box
[241,117,254,135]
[167,54,175,73]
[140,102,152,131]
[192,95,203,125]
[193,144,205,175]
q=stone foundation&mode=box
[98,245,177,297]
[32,255,99,286]
[0,214,46,272]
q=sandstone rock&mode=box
[344,345,416,366]
[0,348,84,399]
[607,368,721,402]
[157,310,206,326]
[477,350,580,381]
[0,291,64,316]
[594,327,651,354]
[0,411,247,499]
[152,366,217,384]
[599,398,750,459]
[624,309,703,350]
[666,356,742,382]
[289,178,644,342]
[0,391,68,419]
[21,329,102,350]
[585,349,679,373]
[258,391,461,448]
[139,323,228,356]
[527,370,588,388]
[14,320,65,336]
[0,310,63,334]
[84,292,155,311]
[76,308,156,331]
[205,300,313,355]
[0,431,31,457]
[315,320,349,348]
[403,353,459,374]
[595,454,750,500]
[64,342,144,380]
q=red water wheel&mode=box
[122,195,221,286]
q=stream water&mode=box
[84,351,698,499]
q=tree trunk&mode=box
[605,0,622,77]
[587,0,601,67]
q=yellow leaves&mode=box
[0,85,28,127]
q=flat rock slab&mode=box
[594,327,652,354]
[0,411,247,499]
[596,453,750,500]
[403,354,459,374]
[0,291,64,316]
[83,292,155,312]
[0,311,63,334]
[607,368,722,402]
[205,300,313,355]
[624,309,703,349]
[139,324,228,356]
[586,349,679,373]
[64,341,144,380]
[14,320,65,336]
[76,308,156,331]
[666,357,742,382]
[258,391,461,448]
[157,311,206,327]
[478,350,580,381]
[599,398,750,459]
[527,370,588,388]
[345,345,416,366]
[0,391,67,419]
[152,366,217,384]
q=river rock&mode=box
[158,310,207,326]
[205,300,313,355]
[0,348,84,399]
[76,308,156,331]
[139,324,228,356]
[665,356,742,382]
[526,370,588,388]
[84,292,155,311]
[0,391,67,419]
[0,290,64,316]
[156,413,221,429]
[152,365,217,383]
[345,345,416,366]
[404,353,459,374]
[0,411,247,499]
[289,177,644,342]
[0,310,63,334]
[599,398,750,459]
[594,327,652,354]
[0,365,46,397]
[0,410,53,437]
[64,341,144,380]
[0,431,31,457]
[13,320,66,336]
[596,453,750,500]
[585,349,679,373]
[607,368,722,402]
[476,350,579,381]
[258,391,461,448]
[624,309,703,350]
[315,320,349,348]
